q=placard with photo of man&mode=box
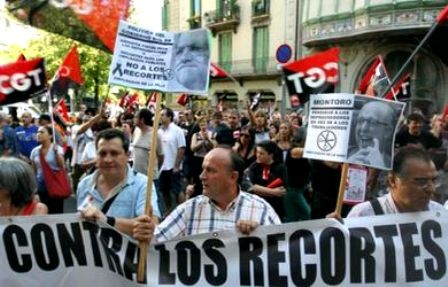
[304,94,405,170]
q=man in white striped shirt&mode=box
[133,147,280,242]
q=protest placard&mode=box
[304,93,405,170]
[108,21,210,94]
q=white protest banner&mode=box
[3,212,448,286]
[0,214,144,287]
[108,21,210,94]
[304,93,405,170]
[147,211,448,286]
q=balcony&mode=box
[251,0,270,24]
[204,3,240,36]
[187,15,202,29]
[301,0,446,46]
[215,57,280,78]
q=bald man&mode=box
[133,147,280,242]
[348,101,397,169]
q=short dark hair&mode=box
[39,114,51,123]
[0,157,37,207]
[138,108,154,126]
[407,113,425,123]
[95,128,130,152]
[257,140,282,163]
[163,108,174,122]
[227,148,245,184]
[393,146,433,175]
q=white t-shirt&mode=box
[347,193,444,217]
[30,144,64,183]
[133,127,163,179]
[80,141,96,164]
[158,122,186,171]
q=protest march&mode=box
[1,0,448,286]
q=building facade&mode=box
[162,0,299,112]
[301,0,448,116]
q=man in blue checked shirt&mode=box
[133,147,281,242]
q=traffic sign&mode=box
[276,44,292,63]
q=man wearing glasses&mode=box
[347,100,399,169]
[347,146,444,217]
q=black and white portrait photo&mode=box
[167,29,210,94]
[347,96,405,170]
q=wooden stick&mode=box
[137,92,162,283]
[334,163,349,216]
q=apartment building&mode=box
[301,0,448,116]
[162,0,299,112]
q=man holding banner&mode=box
[133,147,280,242]
[78,129,162,238]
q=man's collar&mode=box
[207,192,242,212]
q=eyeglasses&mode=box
[397,176,441,189]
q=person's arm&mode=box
[246,100,256,127]
[53,145,65,169]
[32,203,48,215]
[80,205,159,238]
[173,147,185,173]
[190,133,200,152]
[250,184,286,197]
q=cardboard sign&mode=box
[304,93,405,170]
[109,21,210,94]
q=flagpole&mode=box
[379,5,448,98]
[137,92,162,283]
[46,90,57,145]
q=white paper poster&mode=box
[109,21,210,94]
[304,93,405,170]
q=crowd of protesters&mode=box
[1,99,448,228]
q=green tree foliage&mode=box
[1,31,112,103]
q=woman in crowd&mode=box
[0,157,47,216]
[30,126,65,214]
[248,140,288,221]
[190,116,214,197]
[275,121,311,222]
[247,103,270,144]
[233,125,256,169]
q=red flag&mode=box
[437,5,448,24]
[210,63,228,78]
[177,94,189,106]
[119,92,139,114]
[16,54,26,62]
[385,73,411,101]
[77,0,130,51]
[358,57,381,94]
[54,99,70,122]
[357,56,392,97]
[55,46,84,84]
[146,92,158,111]
[0,58,47,105]
[51,46,84,97]
[6,1,130,52]
[282,47,339,105]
